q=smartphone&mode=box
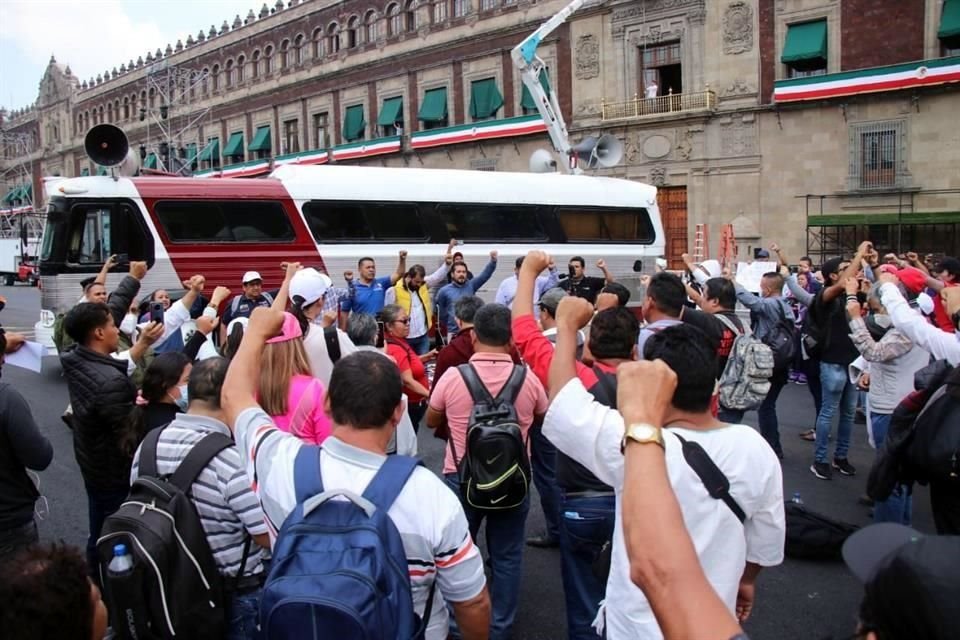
[149,301,165,324]
[376,321,386,349]
[114,253,129,264]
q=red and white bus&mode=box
[36,163,664,351]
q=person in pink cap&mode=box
[258,311,332,445]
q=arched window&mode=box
[149,87,156,107]
[387,3,401,36]
[237,55,246,82]
[327,23,340,54]
[347,16,359,48]
[108,103,115,122]
[251,51,261,79]
[114,100,120,120]
[313,28,324,58]
[294,34,305,65]
[453,0,467,17]
[280,39,290,69]
[365,10,379,41]
[264,46,273,74]
[123,97,130,120]
[432,0,447,23]
[403,0,416,31]
[224,60,234,88]
[98,105,104,124]
[200,71,208,95]
[212,64,220,91]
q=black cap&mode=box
[80,277,97,291]
[842,524,960,640]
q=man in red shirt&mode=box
[931,257,960,333]
[512,251,639,640]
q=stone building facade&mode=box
[2,0,959,264]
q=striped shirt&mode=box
[131,414,268,578]
[234,408,486,640]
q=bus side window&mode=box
[435,203,547,242]
[556,207,655,243]
[155,201,294,243]
[302,201,426,242]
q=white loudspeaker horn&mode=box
[529,148,558,173]
[570,134,623,169]
[118,148,140,176]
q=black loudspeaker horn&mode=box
[84,124,130,167]
[570,134,623,169]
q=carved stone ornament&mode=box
[575,34,600,80]
[612,0,704,23]
[649,166,667,187]
[574,100,601,117]
[720,114,757,156]
[675,129,693,160]
[721,78,756,97]
[722,1,753,55]
[642,134,672,160]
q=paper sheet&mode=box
[735,261,778,292]
[4,340,44,373]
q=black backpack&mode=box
[450,364,530,510]
[800,292,832,360]
[784,501,858,561]
[759,301,797,371]
[97,428,236,640]
[324,325,341,363]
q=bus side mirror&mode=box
[632,260,643,272]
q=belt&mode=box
[563,490,615,499]
[227,572,266,595]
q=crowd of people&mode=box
[0,238,958,640]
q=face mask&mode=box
[120,313,138,336]
[873,313,892,329]
[173,384,189,411]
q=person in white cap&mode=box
[220,271,277,342]
[287,266,358,384]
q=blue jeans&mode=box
[814,362,857,463]
[870,413,912,525]
[445,473,529,640]
[85,484,130,583]
[530,424,561,540]
[717,370,788,456]
[226,586,262,640]
[405,334,431,355]
[804,357,823,417]
[559,494,616,640]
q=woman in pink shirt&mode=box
[259,312,332,444]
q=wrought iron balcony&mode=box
[600,89,718,122]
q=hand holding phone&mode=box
[149,301,165,324]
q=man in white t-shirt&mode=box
[222,308,491,640]
[544,296,785,639]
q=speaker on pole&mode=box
[84,124,130,167]
[570,134,623,169]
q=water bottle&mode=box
[106,543,149,640]
[791,491,804,506]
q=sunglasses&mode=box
[394,318,410,325]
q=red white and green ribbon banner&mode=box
[274,149,329,167]
[1,205,33,215]
[410,115,547,150]
[330,136,401,162]
[194,159,271,179]
[774,56,960,103]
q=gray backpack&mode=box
[715,314,774,411]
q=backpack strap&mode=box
[138,424,166,478]
[457,364,496,406]
[324,326,342,363]
[230,295,241,317]
[493,365,527,406]
[294,445,324,504]
[361,454,423,513]
[672,433,746,524]
[715,313,747,337]
[262,291,274,305]
[169,432,235,493]
[589,367,618,409]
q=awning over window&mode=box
[520,71,552,111]
[343,105,366,142]
[248,126,272,152]
[97,166,109,176]
[418,87,448,122]
[223,132,245,157]
[81,167,90,176]
[186,143,198,162]
[144,153,158,169]
[469,78,504,120]
[940,0,960,42]
[198,138,219,162]
[2,187,17,204]
[20,184,31,201]
[377,96,403,127]
[781,20,828,65]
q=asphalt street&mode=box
[0,285,937,640]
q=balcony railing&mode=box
[601,89,717,122]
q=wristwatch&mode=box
[621,422,665,453]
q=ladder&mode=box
[720,224,737,268]
[693,223,708,262]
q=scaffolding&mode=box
[0,131,43,257]
[140,60,211,175]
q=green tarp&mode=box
[520,70,552,111]
[81,168,90,176]
[248,126,272,152]
[223,132,245,158]
[144,153,158,169]
[469,78,504,120]
[198,138,219,162]
[781,20,828,64]
[97,166,109,176]
[419,87,448,122]
[940,0,960,40]
[343,105,366,142]
[377,96,403,127]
